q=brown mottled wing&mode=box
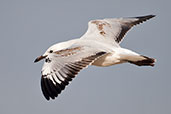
[41,46,106,100]
[82,15,155,44]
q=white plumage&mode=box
[34,15,156,100]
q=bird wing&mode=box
[81,15,155,44]
[41,46,106,100]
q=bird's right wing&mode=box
[41,46,106,100]
[81,15,155,44]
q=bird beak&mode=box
[34,55,47,63]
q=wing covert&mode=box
[41,46,106,100]
[81,15,155,44]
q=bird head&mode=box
[34,44,59,63]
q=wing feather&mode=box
[41,46,106,100]
[82,15,155,44]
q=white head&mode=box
[34,43,60,63]
[34,40,75,63]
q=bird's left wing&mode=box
[81,15,155,44]
[41,46,106,100]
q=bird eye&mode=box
[49,50,53,53]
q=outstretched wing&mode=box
[82,15,155,44]
[41,46,106,100]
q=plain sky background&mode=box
[0,0,170,114]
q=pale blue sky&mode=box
[0,0,170,114]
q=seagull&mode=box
[34,15,156,100]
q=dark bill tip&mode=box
[34,55,47,63]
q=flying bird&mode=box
[34,15,156,100]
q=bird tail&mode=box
[118,48,156,67]
[128,55,156,66]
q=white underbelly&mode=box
[92,53,124,67]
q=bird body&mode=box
[35,15,156,100]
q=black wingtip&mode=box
[150,14,156,18]
[41,78,50,100]
[128,14,156,26]
[135,14,156,20]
